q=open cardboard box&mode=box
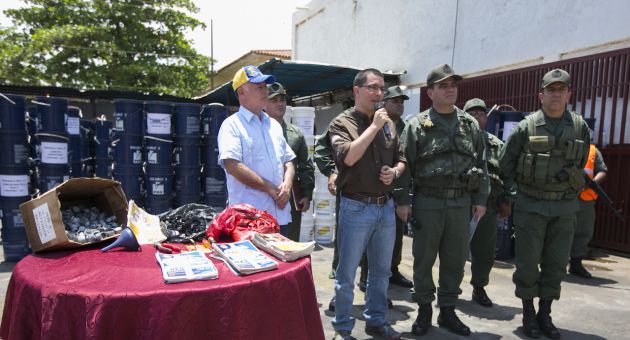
[19,178,128,253]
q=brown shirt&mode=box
[329,107,406,195]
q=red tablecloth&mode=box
[0,244,324,340]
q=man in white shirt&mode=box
[218,65,296,233]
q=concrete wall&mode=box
[293,0,630,95]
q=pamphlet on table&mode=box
[251,232,315,262]
[212,240,278,275]
[155,250,218,283]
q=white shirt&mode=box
[217,106,295,224]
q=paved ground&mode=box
[2,236,630,339]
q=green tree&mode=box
[0,0,211,97]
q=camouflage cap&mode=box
[383,85,409,100]
[267,82,286,99]
[427,63,462,87]
[541,69,571,89]
[463,98,487,112]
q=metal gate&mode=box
[419,47,630,252]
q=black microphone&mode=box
[373,102,391,141]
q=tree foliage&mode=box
[0,0,212,97]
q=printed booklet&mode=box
[212,240,278,275]
[251,232,315,262]
[155,250,219,283]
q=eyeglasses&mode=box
[361,84,385,93]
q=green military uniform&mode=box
[400,107,489,307]
[572,147,607,259]
[499,109,590,300]
[470,131,505,288]
[390,119,407,272]
[313,112,345,271]
[282,121,315,242]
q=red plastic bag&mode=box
[206,203,280,242]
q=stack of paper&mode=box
[212,240,278,275]
[155,251,218,283]
[251,232,315,262]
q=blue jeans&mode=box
[332,196,396,332]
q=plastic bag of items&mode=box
[206,203,280,242]
[159,203,219,243]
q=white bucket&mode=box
[315,171,328,192]
[300,212,315,242]
[314,189,336,216]
[283,105,292,125]
[315,215,335,245]
[306,135,315,156]
[292,106,315,137]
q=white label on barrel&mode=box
[153,182,164,195]
[13,144,28,163]
[186,117,200,134]
[133,149,142,163]
[33,202,56,244]
[0,175,29,197]
[41,142,68,164]
[13,214,24,228]
[115,114,124,131]
[67,117,80,135]
[146,113,171,134]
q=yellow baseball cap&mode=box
[232,65,276,91]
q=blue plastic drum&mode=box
[0,195,32,262]
[173,103,201,137]
[202,103,228,137]
[174,136,200,166]
[114,99,144,135]
[498,111,525,141]
[37,163,70,193]
[144,135,173,166]
[174,165,201,197]
[0,130,30,165]
[113,134,143,165]
[113,164,143,198]
[35,96,67,134]
[0,94,26,131]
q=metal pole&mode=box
[210,19,214,90]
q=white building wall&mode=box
[293,0,630,88]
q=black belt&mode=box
[342,192,391,206]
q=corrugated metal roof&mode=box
[196,58,405,105]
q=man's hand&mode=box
[328,173,337,196]
[298,198,311,212]
[275,181,292,209]
[372,108,389,129]
[498,202,511,219]
[396,205,412,221]
[379,166,395,185]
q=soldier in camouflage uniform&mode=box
[464,98,511,308]
[499,69,590,339]
[267,82,315,241]
[398,64,489,337]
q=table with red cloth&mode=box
[0,244,324,340]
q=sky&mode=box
[0,0,310,70]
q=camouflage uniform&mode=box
[400,107,489,307]
[470,131,505,288]
[282,121,315,242]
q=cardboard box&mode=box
[19,178,128,253]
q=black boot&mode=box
[472,286,493,307]
[522,299,541,338]
[569,257,592,278]
[437,306,471,336]
[411,303,432,336]
[537,299,561,339]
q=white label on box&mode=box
[33,202,56,244]
[41,142,68,164]
[67,117,80,135]
[146,113,171,134]
[0,174,29,197]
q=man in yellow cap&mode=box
[218,65,296,233]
